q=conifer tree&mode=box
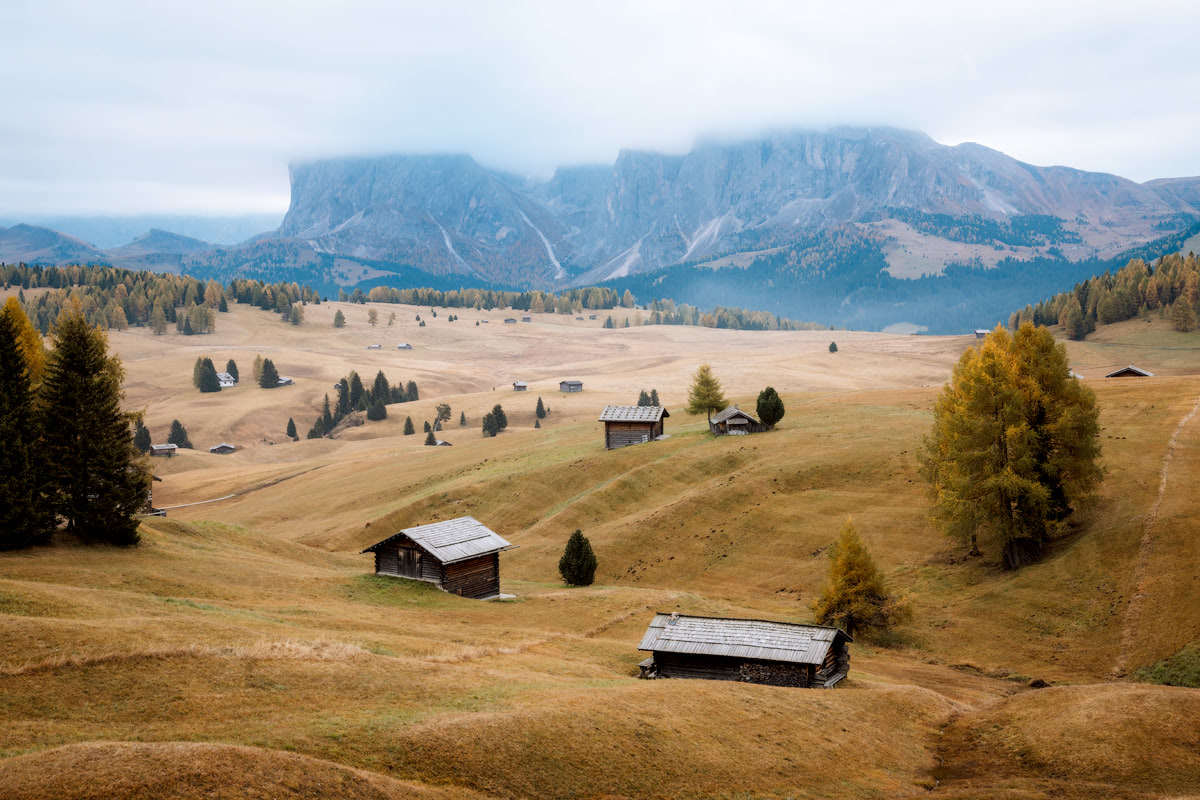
[812,519,909,637]
[197,359,221,393]
[349,372,365,408]
[225,359,239,383]
[685,363,728,419]
[192,356,205,387]
[423,420,431,432]
[650,388,660,406]
[459,411,467,427]
[535,396,546,419]
[41,307,151,545]
[132,419,152,454]
[167,419,192,448]
[367,397,387,421]
[829,341,838,353]
[1,297,45,387]
[321,394,334,432]
[0,312,53,549]
[481,412,498,437]
[371,370,390,406]
[258,358,280,388]
[404,416,415,435]
[286,418,298,441]
[424,429,437,446]
[491,403,507,430]
[637,389,651,406]
[405,380,419,402]
[534,418,540,428]
[335,379,352,418]
[1172,301,1196,332]
[149,305,168,335]
[755,386,785,429]
[333,309,346,327]
[558,529,597,586]
[252,354,264,382]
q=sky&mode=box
[3,0,1198,217]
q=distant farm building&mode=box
[512,381,528,391]
[521,315,532,323]
[480,319,489,324]
[588,314,597,320]
[709,405,767,436]
[396,343,412,350]
[1105,365,1154,378]
[361,516,515,599]
[209,443,236,454]
[216,372,236,387]
[576,316,585,320]
[560,380,583,392]
[149,444,177,457]
[599,405,668,450]
[366,344,382,350]
[637,613,852,688]
[974,329,989,339]
[277,377,294,386]
[504,318,517,324]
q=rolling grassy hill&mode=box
[2,296,1198,799]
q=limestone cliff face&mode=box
[275,129,1199,285]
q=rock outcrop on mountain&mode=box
[274,128,1200,286]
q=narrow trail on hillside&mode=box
[1111,388,1200,679]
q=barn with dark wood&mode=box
[149,444,177,457]
[560,380,583,392]
[360,516,515,599]
[1105,365,1154,378]
[709,405,767,435]
[599,405,668,449]
[637,613,852,688]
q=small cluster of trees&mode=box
[1011,252,1200,339]
[1,299,150,549]
[481,404,507,437]
[684,364,785,429]
[192,356,238,393]
[636,388,660,406]
[306,369,418,438]
[343,285,627,313]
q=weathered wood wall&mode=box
[653,651,814,688]
[442,553,500,599]
[604,420,662,450]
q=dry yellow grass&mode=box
[2,299,1199,798]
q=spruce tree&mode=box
[650,389,660,406]
[424,429,437,446]
[167,419,192,448]
[41,307,150,545]
[198,359,221,393]
[459,411,467,427]
[491,404,507,430]
[372,370,390,406]
[0,312,53,549]
[481,412,497,437]
[258,358,280,388]
[133,420,152,454]
[367,397,387,421]
[349,372,365,408]
[755,386,785,429]
[423,420,431,432]
[333,309,346,327]
[558,529,597,586]
[404,416,415,435]
[226,359,239,382]
[829,341,838,353]
[335,379,352,418]
[405,380,419,402]
[812,519,910,637]
[534,418,540,428]
[2,297,45,387]
[685,363,728,419]
[637,389,651,406]
[535,396,546,419]
[286,418,298,441]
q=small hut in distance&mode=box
[637,612,852,688]
[599,405,668,449]
[1105,365,1154,378]
[709,405,767,435]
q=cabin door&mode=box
[397,547,421,579]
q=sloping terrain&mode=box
[2,297,1198,798]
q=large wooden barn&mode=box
[637,613,852,688]
[599,405,668,449]
[709,405,767,435]
[361,516,515,599]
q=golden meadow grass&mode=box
[2,297,1199,799]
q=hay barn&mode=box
[361,516,515,599]
[560,380,583,392]
[637,613,852,688]
[709,405,767,435]
[209,443,236,454]
[149,444,177,457]
[599,405,668,449]
[513,381,528,391]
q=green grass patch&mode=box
[1133,641,1200,688]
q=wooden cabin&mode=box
[521,315,532,323]
[599,405,668,450]
[149,444,177,457]
[637,613,852,688]
[209,443,236,454]
[504,318,517,324]
[560,380,583,392]
[216,372,236,387]
[396,343,413,350]
[1105,365,1154,378]
[277,376,294,386]
[361,516,515,599]
[513,381,528,391]
[709,405,767,435]
[366,344,382,350]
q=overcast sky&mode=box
[3,0,1198,217]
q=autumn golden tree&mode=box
[922,323,1102,569]
[812,519,909,637]
[685,363,728,419]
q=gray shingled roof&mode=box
[1105,365,1154,378]
[361,516,514,564]
[598,405,669,423]
[710,406,759,425]
[637,613,850,665]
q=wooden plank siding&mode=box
[654,651,814,688]
[442,553,500,599]
[604,419,663,449]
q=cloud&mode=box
[2,0,1198,215]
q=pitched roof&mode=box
[216,372,235,382]
[1105,365,1154,378]
[360,516,514,564]
[598,405,668,422]
[638,613,850,665]
[710,405,759,424]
